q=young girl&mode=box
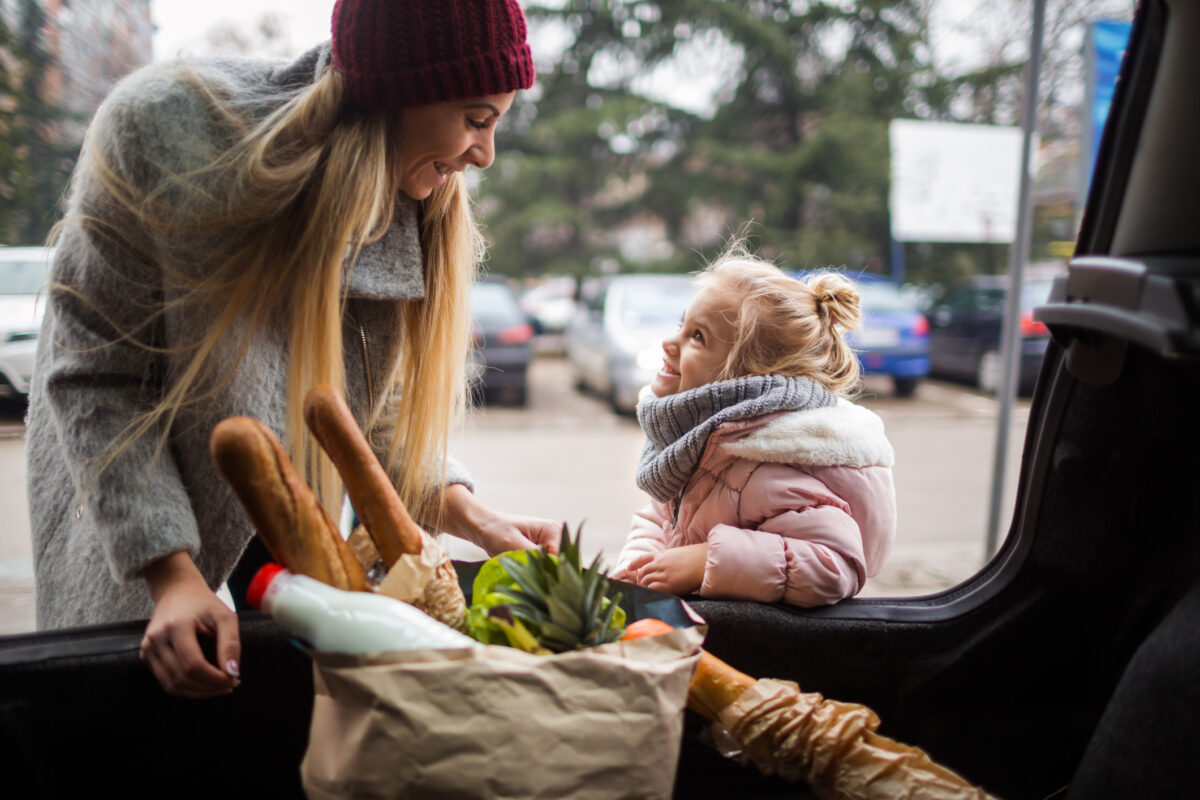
[613,244,896,607]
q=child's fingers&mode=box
[626,553,655,571]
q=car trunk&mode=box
[4,1,1197,798]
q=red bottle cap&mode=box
[246,562,287,610]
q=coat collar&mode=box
[720,400,895,468]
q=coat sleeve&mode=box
[612,500,671,580]
[699,464,874,606]
[37,74,210,583]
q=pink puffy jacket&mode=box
[613,400,896,607]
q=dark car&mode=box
[927,275,1054,394]
[1,2,1195,798]
[469,278,534,406]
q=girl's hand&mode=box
[628,543,709,596]
[141,551,241,699]
[439,484,562,555]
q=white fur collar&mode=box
[722,399,894,468]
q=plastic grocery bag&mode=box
[301,609,703,799]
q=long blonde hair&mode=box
[695,240,863,396]
[55,64,478,523]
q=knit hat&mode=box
[331,0,536,111]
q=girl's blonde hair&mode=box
[695,240,863,396]
[55,64,478,524]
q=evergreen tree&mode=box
[0,0,79,245]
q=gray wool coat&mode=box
[27,44,470,629]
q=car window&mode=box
[0,259,50,295]
[613,279,693,327]
[470,282,524,326]
[1021,280,1054,309]
[856,281,918,312]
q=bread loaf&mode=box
[303,384,424,566]
[210,416,366,592]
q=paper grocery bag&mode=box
[301,626,703,800]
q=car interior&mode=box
[1,1,1195,797]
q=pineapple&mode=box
[467,523,627,654]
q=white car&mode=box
[565,273,695,414]
[0,246,52,397]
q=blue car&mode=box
[791,272,930,397]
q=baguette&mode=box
[620,618,756,719]
[210,416,366,592]
[302,384,424,566]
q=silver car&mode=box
[565,273,694,414]
[0,247,52,397]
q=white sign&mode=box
[889,119,1023,244]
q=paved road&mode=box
[0,357,1028,635]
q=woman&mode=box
[26,0,556,698]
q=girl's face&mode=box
[651,284,740,397]
[394,91,516,200]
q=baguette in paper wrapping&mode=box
[623,620,996,800]
[303,384,467,631]
[210,417,365,592]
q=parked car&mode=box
[0,246,52,398]
[926,275,1054,394]
[469,278,533,406]
[565,273,694,414]
[518,276,577,335]
[807,274,930,397]
[2,2,1195,798]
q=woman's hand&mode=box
[627,543,709,596]
[141,551,241,699]
[438,484,562,555]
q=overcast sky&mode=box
[151,0,334,61]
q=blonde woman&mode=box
[612,243,897,606]
[27,0,557,698]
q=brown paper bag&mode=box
[301,626,704,800]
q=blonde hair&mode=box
[695,240,863,396]
[54,64,478,523]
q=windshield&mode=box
[855,281,917,312]
[0,258,50,295]
[615,279,694,327]
[471,282,524,326]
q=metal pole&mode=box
[985,0,1045,558]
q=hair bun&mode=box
[807,273,862,331]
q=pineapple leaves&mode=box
[466,523,628,653]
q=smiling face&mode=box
[651,283,741,397]
[393,91,517,200]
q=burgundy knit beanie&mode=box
[331,0,536,111]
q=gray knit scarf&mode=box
[635,375,835,503]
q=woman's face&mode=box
[394,91,517,200]
[651,283,740,397]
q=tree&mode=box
[0,0,80,245]
[478,0,934,278]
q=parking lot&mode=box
[0,354,1028,635]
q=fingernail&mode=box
[225,659,240,679]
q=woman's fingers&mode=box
[140,555,241,698]
[141,627,233,698]
[213,608,242,684]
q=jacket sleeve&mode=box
[38,75,209,583]
[612,501,671,580]
[699,465,870,606]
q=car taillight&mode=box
[497,323,534,344]
[1019,312,1048,337]
[910,315,929,337]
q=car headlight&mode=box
[635,347,663,371]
